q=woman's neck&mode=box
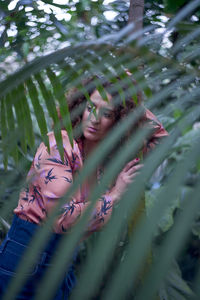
[82,138,100,187]
[83,138,98,160]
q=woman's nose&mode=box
[90,111,100,123]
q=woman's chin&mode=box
[83,131,100,142]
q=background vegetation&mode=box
[0,0,200,299]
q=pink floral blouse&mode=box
[14,109,168,234]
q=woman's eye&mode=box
[87,104,93,111]
[103,112,112,118]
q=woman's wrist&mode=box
[108,187,121,203]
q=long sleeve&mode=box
[57,193,114,234]
[39,143,115,233]
[14,131,115,234]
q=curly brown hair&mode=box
[58,73,144,140]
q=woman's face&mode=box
[82,89,116,143]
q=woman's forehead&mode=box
[90,89,114,109]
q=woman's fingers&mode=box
[123,158,140,172]
[125,170,141,184]
[128,172,140,179]
[126,163,143,175]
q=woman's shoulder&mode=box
[31,130,82,172]
[47,130,79,151]
[46,130,82,165]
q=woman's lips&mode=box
[87,126,98,133]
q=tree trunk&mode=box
[128,0,144,37]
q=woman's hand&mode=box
[110,158,143,202]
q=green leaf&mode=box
[144,86,152,99]
[0,97,8,169]
[26,78,49,151]
[5,93,18,163]
[158,259,194,300]
[173,109,183,119]
[164,0,188,13]
[34,73,58,125]
[18,84,35,149]
[12,87,27,154]
[145,188,180,233]
[46,67,73,148]
[34,72,64,160]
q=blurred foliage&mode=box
[0,0,200,299]
[1,0,200,77]
[158,259,195,300]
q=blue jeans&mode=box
[0,215,76,299]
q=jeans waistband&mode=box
[8,214,62,256]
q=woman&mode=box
[0,75,168,299]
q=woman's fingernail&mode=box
[135,158,140,161]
